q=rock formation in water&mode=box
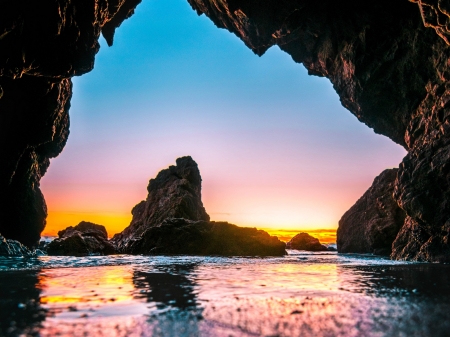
[47,221,116,256]
[287,233,328,252]
[112,156,210,251]
[2,0,450,261]
[122,218,286,256]
[0,0,142,248]
[187,0,450,262]
[337,169,406,256]
[113,156,286,256]
[0,234,37,256]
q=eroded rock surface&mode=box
[47,221,116,256]
[0,234,36,256]
[113,156,210,252]
[122,218,286,256]
[287,233,328,252]
[337,169,406,255]
[188,0,450,261]
[113,157,286,256]
[0,0,142,247]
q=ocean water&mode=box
[1,251,449,337]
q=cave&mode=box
[1,0,450,262]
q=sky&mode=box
[40,0,407,240]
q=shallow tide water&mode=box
[1,251,449,337]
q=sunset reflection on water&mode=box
[1,253,450,337]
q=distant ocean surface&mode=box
[1,251,449,337]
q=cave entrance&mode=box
[40,0,406,241]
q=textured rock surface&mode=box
[187,0,450,261]
[2,0,450,261]
[121,218,286,256]
[0,234,36,256]
[47,221,116,256]
[337,169,406,255]
[287,233,328,252]
[0,0,142,247]
[112,156,210,252]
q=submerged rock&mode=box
[0,233,36,256]
[119,218,286,256]
[113,157,286,256]
[337,169,406,255]
[287,233,328,252]
[47,221,116,256]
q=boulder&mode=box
[287,233,328,251]
[119,218,286,256]
[337,169,406,255]
[47,221,116,256]
[0,233,36,256]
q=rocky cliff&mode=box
[0,0,142,247]
[186,0,450,262]
[337,169,406,255]
[2,0,450,261]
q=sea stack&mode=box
[112,156,286,256]
[337,169,406,255]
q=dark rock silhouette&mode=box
[47,221,116,256]
[0,0,141,247]
[2,0,450,261]
[113,156,210,252]
[187,0,450,262]
[0,234,36,256]
[337,169,406,256]
[121,218,286,256]
[287,233,328,252]
[113,157,285,256]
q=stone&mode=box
[0,233,35,257]
[287,233,328,252]
[112,156,210,252]
[337,169,406,255]
[117,218,286,256]
[47,221,116,256]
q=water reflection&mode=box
[0,270,45,337]
[0,255,450,336]
[133,263,199,310]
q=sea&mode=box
[1,250,449,337]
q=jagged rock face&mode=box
[0,0,141,246]
[188,0,450,261]
[47,221,116,256]
[121,218,286,256]
[337,169,406,255]
[0,233,36,256]
[113,156,210,252]
[0,76,71,247]
[287,233,328,252]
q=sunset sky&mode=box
[40,0,406,240]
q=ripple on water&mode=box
[1,252,450,336]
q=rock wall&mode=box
[337,169,406,255]
[187,0,450,262]
[2,0,450,260]
[0,0,142,247]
